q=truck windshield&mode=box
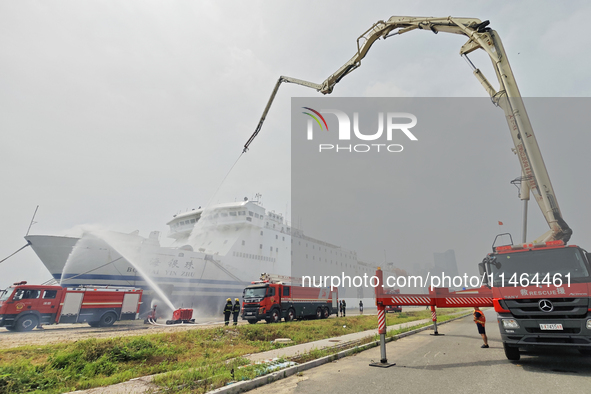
[0,290,10,302]
[244,287,267,298]
[490,248,590,286]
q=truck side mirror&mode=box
[478,262,485,276]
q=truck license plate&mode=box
[539,324,563,330]
[246,312,253,315]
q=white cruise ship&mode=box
[25,198,403,315]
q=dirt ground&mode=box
[0,307,392,349]
[0,318,237,349]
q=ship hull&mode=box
[25,234,251,315]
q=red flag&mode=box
[498,221,504,225]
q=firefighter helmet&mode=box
[235,298,239,301]
[227,298,231,301]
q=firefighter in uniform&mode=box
[232,298,241,326]
[342,299,346,317]
[223,298,233,326]
[473,307,489,348]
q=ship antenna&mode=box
[26,205,39,236]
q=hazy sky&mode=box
[2,1,591,289]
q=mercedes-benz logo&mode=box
[539,299,554,312]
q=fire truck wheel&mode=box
[247,319,258,324]
[286,308,296,322]
[88,322,100,327]
[269,309,281,323]
[99,312,117,327]
[315,308,322,319]
[5,326,15,331]
[503,343,520,361]
[15,315,38,332]
[322,308,329,319]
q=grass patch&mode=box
[0,309,468,393]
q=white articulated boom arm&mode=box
[244,16,572,244]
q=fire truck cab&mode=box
[384,288,402,312]
[482,241,591,360]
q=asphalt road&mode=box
[251,309,591,394]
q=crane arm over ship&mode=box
[243,16,572,244]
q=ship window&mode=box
[191,219,196,223]
[270,246,273,251]
[283,237,285,241]
[276,235,278,239]
[283,287,290,296]
[260,244,263,249]
[266,222,269,226]
[230,212,237,216]
[260,231,263,235]
[246,217,252,222]
[43,290,57,299]
[242,240,245,246]
[276,248,279,252]
[273,224,275,228]
[249,211,253,216]
[179,253,184,257]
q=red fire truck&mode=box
[241,275,338,324]
[384,288,402,313]
[482,241,591,360]
[0,281,143,332]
